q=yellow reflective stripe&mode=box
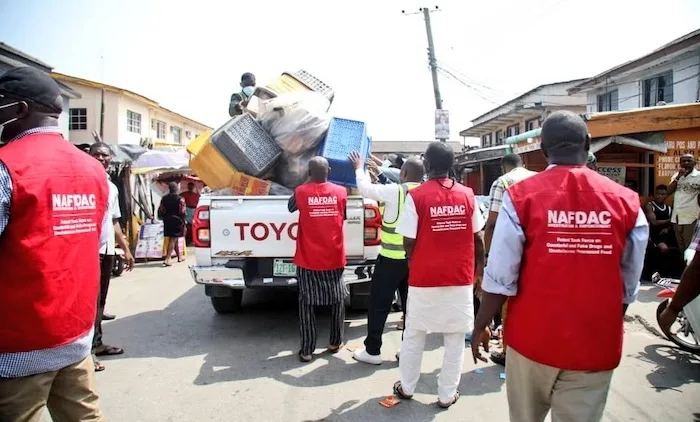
[379,183,419,259]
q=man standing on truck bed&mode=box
[229,72,256,117]
[348,151,424,365]
[287,157,348,363]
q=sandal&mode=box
[298,351,312,362]
[94,360,105,372]
[163,262,172,267]
[95,345,125,357]
[327,345,342,354]
[438,390,460,409]
[392,381,413,400]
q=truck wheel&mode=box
[210,291,243,314]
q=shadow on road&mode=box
[635,344,700,392]
[299,397,444,422]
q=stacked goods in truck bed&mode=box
[258,91,331,190]
[320,118,371,188]
[187,131,237,190]
[210,113,282,178]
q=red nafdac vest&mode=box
[506,166,640,371]
[408,179,476,287]
[294,182,347,271]
[0,133,108,353]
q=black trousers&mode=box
[93,254,114,349]
[364,255,409,356]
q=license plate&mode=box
[273,259,297,277]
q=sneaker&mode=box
[353,349,382,365]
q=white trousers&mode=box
[398,326,466,404]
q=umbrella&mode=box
[132,150,189,170]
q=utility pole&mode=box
[404,6,447,141]
[422,7,442,111]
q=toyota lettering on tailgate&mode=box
[233,222,299,241]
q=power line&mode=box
[437,66,502,105]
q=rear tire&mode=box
[112,256,125,277]
[210,291,243,314]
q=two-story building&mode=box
[371,140,464,158]
[0,43,81,139]
[456,79,588,193]
[568,28,700,113]
[51,73,212,147]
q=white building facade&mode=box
[460,80,588,148]
[52,72,211,146]
[569,29,700,113]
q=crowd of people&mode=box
[1,65,699,422]
[287,110,700,420]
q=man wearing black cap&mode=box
[0,67,109,421]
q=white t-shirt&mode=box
[396,193,485,334]
[99,179,121,255]
[671,168,700,225]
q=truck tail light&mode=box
[192,205,211,248]
[363,203,382,246]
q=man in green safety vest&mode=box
[348,151,425,365]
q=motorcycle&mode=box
[112,247,126,277]
[653,248,700,354]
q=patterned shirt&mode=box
[689,220,700,252]
[0,128,109,378]
[488,167,537,213]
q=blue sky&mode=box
[1,0,699,144]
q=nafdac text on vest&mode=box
[429,205,469,233]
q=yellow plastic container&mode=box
[266,73,312,96]
[187,130,237,190]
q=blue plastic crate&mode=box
[321,118,370,188]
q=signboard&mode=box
[597,165,626,185]
[512,138,542,155]
[655,137,700,186]
[435,110,449,140]
[134,222,185,259]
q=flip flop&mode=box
[94,360,105,372]
[95,345,125,356]
[437,390,460,409]
[163,262,172,267]
[298,351,312,362]
[327,345,342,354]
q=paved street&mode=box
[48,257,700,422]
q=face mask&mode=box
[242,86,255,97]
[0,101,20,142]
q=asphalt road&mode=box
[43,257,700,421]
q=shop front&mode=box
[454,145,511,194]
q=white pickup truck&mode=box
[188,194,381,313]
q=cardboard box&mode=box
[231,171,272,195]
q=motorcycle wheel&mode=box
[656,299,700,354]
[112,256,125,277]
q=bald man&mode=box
[288,157,348,362]
[348,152,424,365]
[471,111,648,421]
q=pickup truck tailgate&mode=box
[209,196,365,259]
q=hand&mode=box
[348,151,364,171]
[124,250,135,271]
[658,242,670,254]
[677,168,688,178]
[370,154,384,165]
[658,306,678,336]
[470,327,490,364]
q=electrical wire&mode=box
[436,66,502,105]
